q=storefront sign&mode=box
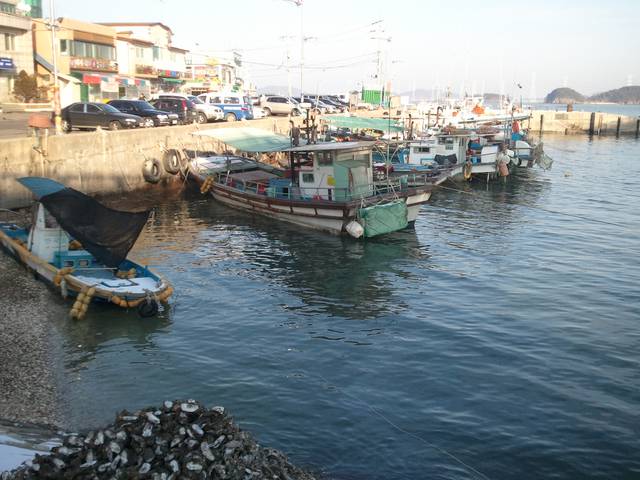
[82,74,102,85]
[158,70,182,79]
[0,57,15,70]
[70,57,117,72]
[135,64,156,75]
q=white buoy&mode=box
[346,221,364,239]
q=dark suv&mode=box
[107,99,177,127]
[61,102,142,131]
[150,98,198,125]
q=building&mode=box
[33,17,118,104]
[184,51,241,95]
[23,0,42,18]
[114,31,154,98]
[0,0,34,102]
[100,22,187,93]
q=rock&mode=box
[186,462,203,472]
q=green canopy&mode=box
[321,116,405,133]
[192,127,292,152]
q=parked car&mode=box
[252,106,267,119]
[157,94,224,123]
[259,95,303,117]
[61,102,142,132]
[319,97,347,112]
[150,98,198,125]
[197,93,254,122]
[107,99,177,127]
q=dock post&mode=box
[616,117,621,137]
[588,112,596,136]
[636,119,640,138]
[539,114,544,135]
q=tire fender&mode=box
[142,158,162,184]
[162,149,182,175]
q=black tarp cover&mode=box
[40,189,150,268]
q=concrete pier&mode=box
[0,117,295,209]
[527,110,639,135]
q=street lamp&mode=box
[48,0,61,134]
[282,0,304,100]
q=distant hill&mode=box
[589,86,640,104]
[545,88,585,104]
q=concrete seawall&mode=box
[0,117,295,209]
[528,110,640,136]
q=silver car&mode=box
[260,95,303,116]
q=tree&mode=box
[12,70,39,102]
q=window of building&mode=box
[169,51,176,61]
[152,46,160,61]
[59,39,68,55]
[4,33,16,51]
[302,173,315,184]
[135,47,144,59]
[0,2,16,14]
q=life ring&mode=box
[142,158,162,184]
[463,161,472,180]
[162,149,182,175]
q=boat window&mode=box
[414,147,430,153]
[63,260,74,267]
[302,173,315,183]
[317,152,333,166]
[78,259,90,267]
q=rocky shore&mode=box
[2,400,317,480]
[0,254,63,428]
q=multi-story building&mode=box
[33,17,118,104]
[114,30,154,98]
[0,0,34,102]
[100,22,187,93]
[184,51,240,95]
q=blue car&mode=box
[197,93,253,122]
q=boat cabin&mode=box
[405,134,499,169]
[287,142,375,201]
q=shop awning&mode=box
[193,127,292,153]
[321,115,404,133]
[160,78,183,84]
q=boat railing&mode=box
[211,172,406,203]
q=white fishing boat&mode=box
[183,128,432,238]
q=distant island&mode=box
[545,88,585,104]
[545,86,640,104]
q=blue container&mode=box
[268,179,292,199]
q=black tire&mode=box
[197,112,207,124]
[108,121,121,131]
[263,107,271,117]
[137,298,159,318]
[142,158,162,184]
[224,112,237,122]
[162,149,182,175]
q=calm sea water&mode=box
[4,134,640,479]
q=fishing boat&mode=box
[0,177,172,319]
[184,127,432,238]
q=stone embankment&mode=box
[0,117,298,210]
[3,400,317,480]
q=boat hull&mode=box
[0,227,172,309]
[191,167,431,236]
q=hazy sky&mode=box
[45,0,640,98]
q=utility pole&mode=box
[279,36,295,99]
[49,0,61,134]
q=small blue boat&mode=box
[0,177,172,319]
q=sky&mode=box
[44,0,640,99]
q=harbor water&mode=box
[3,134,640,479]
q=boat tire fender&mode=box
[138,298,159,318]
[163,149,182,175]
[142,158,162,184]
[463,161,473,181]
